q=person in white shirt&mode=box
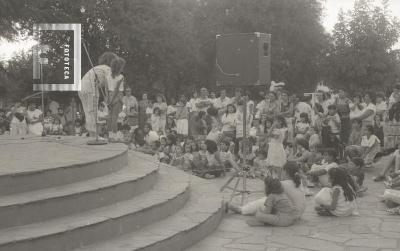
[48,98,60,116]
[214,89,231,116]
[221,104,237,138]
[375,92,388,120]
[195,87,213,112]
[26,102,43,136]
[186,92,198,113]
[143,123,159,146]
[353,92,376,129]
[122,87,138,115]
[349,94,364,120]
[295,96,313,122]
[360,125,381,167]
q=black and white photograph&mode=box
[0,0,400,250]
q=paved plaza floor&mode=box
[187,156,400,251]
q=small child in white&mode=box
[314,167,358,216]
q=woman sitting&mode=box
[226,161,306,224]
[247,176,300,227]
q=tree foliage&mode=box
[1,0,399,99]
[322,0,400,91]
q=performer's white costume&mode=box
[78,65,111,135]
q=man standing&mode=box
[123,87,139,130]
[48,97,60,116]
[214,89,231,116]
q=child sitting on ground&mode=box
[182,143,194,171]
[308,126,321,152]
[295,112,310,140]
[50,118,64,135]
[307,149,339,187]
[246,176,299,227]
[171,144,184,167]
[360,125,381,167]
[341,157,367,195]
[314,167,358,216]
[219,141,236,171]
[253,148,270,178]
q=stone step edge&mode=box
[76,174,225,251]
[0,168,190,250]
[0,159,159,228]
[0,147,128,196]
[0,155,157,208]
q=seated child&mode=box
[219,141,236,171]
[247,176,299,227]
[158,146,171,164]
[308,149,338,187]
[308,126,321,152]
[43,111,54,135]
[171,145,184,167]
[295,112,310,140]
[119,123,132,143]
[360,125,381,167]
[314,167,358,216]
[253,147,269,178]
[182,143,194,171]
[50,118,64,135]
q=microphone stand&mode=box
[82,39,107,145]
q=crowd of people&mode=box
[2,79,400,224]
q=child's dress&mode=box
[151,114,162,133]
[176,103,189,135]
[296,122,310,139]
[360,134,381,165]
[267,128,288,168]
[315,185,357,216]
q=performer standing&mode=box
[107,57,126,140]
[78,52,118,137]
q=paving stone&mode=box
[193,236,232,247]
[380,222,400,232]
[224,243,266,250]
[344,247,377,251]
[267,236,343,251]
[345,238,397,248]
[233,235,269,245]
[308,232,351,243]
[213,231,251,239]
[349,225,372,234]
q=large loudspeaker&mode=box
[216,32,271,87]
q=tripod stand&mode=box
[220,96,252,205]
[220,163,251,205]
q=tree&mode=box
[323,0,400,91]
[1,0,329,98]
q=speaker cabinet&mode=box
[216,32,271,87]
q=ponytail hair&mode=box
[283,161,301,188]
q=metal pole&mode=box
[40,62,46,136]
